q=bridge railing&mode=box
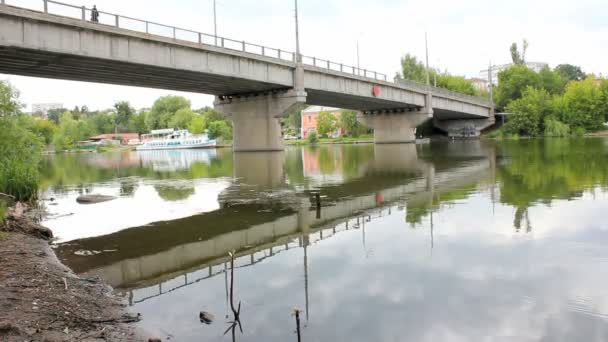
[2,0,388,81]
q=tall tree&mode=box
[339,110,365,137]
[555,64,585,81]
[510,39,528,65]
[495,65,541,110]
[114,101,134,127]
[145,95,191,130]
[0,81,21,118]
[398,53,427,83]
[316,111,337,138]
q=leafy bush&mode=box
[0,118,42,201]
[505,87,554,136]
[207,120,232,140]
[544,117,570,137]
[307,130,318,144]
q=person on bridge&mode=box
[90,5,99,23]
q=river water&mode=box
[40,139,608,341]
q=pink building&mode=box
[301,106,343,139]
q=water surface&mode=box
[42,139,608,341]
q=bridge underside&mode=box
[0,47,289,95]
[305,89,421,112]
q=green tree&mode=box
[114,101,134,128]
[86,112,115,134]
[32,119,58,145]
[207,120,232,140]
[316,111,338,138]
[53,112,94,150]
[168,108,195,129]
[510,39,528,65]
[435,73,477,95]
[146,95,191,129]
[0,81,21,118]
[128,111,148,134]
[538,67,566,95]
[188,115,206,134]
[0,81,42,200]
[397,53,427,83]
[495,65,541,110]
[555,64,585,81]
[556,77,605,132]
[47,107,67,125]
[339,110,365,137]
[307,130,318,144]
[505,87,555,136]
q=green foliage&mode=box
[538,67,566,95]
[307,130,318,144]
[145,95,191,130]
[495,65,541,110]
[398,53,427,83]
[557,77,605,132]
[0,81,21,118]
[339,110,366,137]
[316,111,338,138]
[207,120,232,140]
[543,117,570,137]
[555,64,585,81]
[114,101,134,128]
[168,108,195,129]
[435,73,477,95]
[0,118,42,200]
[128,112,148,134]
[510,39,528,65]
[86,112,115,134]
[53,112,94,150]
[188,115,206,134]
[0,201,6,224]
[505,87,555,136]
[46,108,66,125]
[32,119,58,145]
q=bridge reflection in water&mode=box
[55,142,495,311]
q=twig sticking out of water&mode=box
[224,251,242,339]
[292,307,302,342]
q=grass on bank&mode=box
[285,133,373,145]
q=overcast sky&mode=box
[2,0,608,111]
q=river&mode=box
[40,139,608,341]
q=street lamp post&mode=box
[213,0,217,46]
[294,0,301,63]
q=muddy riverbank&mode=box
[0,205,147,342]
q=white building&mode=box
[480,62,548,85]
[31,103,63,118]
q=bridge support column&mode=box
[358,111,431,144]
[214,90,306,152]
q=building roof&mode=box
[302,106,341,114]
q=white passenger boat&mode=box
[136,129,217,151]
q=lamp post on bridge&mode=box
[213,0,217,46]
[294,0,301,63]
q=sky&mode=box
[2,0,608,111]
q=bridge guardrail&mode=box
[1,0,389,81]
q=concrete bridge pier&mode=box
[214,90,306,152]
[358,111,432,144]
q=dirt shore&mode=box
[0,204,147,341]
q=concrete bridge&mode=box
[0,1,494,151]
[55,143,496,299]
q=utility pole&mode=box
[294,0,301,63]
[213,0,217,46]
[424,32,430,86]
[356,40,360,75]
